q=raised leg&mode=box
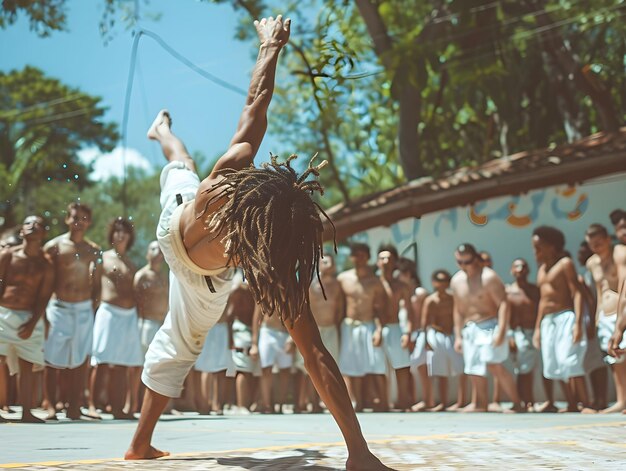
[148,110,196,172]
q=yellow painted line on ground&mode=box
[1,420,624,469]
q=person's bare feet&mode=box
[21,410,45,423]
[147,110,171,141]
[410,401,431,412]
[459,403,487,413]
[44,407,58,420]
[346,451,395,471]
[446,403,462,412]
[427,403,446,412]
[83,406,102,420]
[488,402,502,412]
[600,401,626,414]
[124,445,170,460]
[536,401,558,413]
[558,405,580,413]
[580,407,598,414]
[502,403,525,414]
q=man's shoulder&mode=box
[450,270,465,284]
[614,244,626,264]
[337,269,355,281]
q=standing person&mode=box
[337,243,388,412]
[0,216,54,422]
[377,245,414,410]
[90,218,143,419]
[44,202,102,420]
[532,226,591,412]
[295,254,343,413]
[135,241,169,357]
[423,270,467,411]
[586,224,626,413]
[506,258,542,411]
[125,16,389,470]
[451,243,521,412]
[608,210,626,370]
[396,258,432,412]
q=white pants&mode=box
[0,306,44,375]
[231,319,261,376]
[338,319,385,377]
[597,312,625,365]
[44,299,93,369]
[462,318,508,377]
[381,323,411,369]
[426,328,464,377]
[512,328,539,375]
[195,322,235,373]
[258,326,292,370]
[541,310,587,380]
[409,330,428,368]
[138,318,162,356]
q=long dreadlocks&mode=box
[200,153,336,327]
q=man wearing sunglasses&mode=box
[451,243,521,412]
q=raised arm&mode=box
[209,15,291,178]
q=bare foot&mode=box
[488,402,503,412]
[346,451,395,471]
[44,407,58,420]
[446,403,462,412]
[124,445,170,460]
[581,407,598,414]
[600,401,626,414]
[410,401,429,412]
[112,410,137,420]
[536,401,558,413]
[427,403,446,412]
[558,405,580,413]
[21,411,45,424]
[147,110,171,140]
[503,404,525,414]
[459,403,487,413]
[82,407,102,420]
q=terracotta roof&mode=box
[324,128,626,241]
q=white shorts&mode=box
[381,323,411,370]
[0,306,45,375]
[138,318,162,356]
[338,319,386,377]
[92,302,143,367]
[512,328,539,375]
[294,324,340,373]
[195,322,235,373]
[142,162,234,398]
[259,326,292,370]
[462,318,509,377]
[540,310,587,380]
[409,330,428,368]
[231,319,261,375]
[426,328,464,377]
[597,312,625,365]
[45,299,94,369]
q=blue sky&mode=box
[0,0,281,179]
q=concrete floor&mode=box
[1,409,625,469]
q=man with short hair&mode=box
[125,16,389,470]
[586,223,625,413]
[338,242,387,412]
[532,225,590,412]
[0,216,54,422]
[377,244,414,410]
[451,243,521,412]
[44,202,102,420]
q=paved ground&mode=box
[1,409,625,470]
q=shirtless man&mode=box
[423,270,467,411]
[0,216,54,422]
[44,202,102,420]
[377,245,414,410]
[90,217,143,419]
[451,243,521,412]
[337,243,388,412]
[586,223,625,413]
[507,258,541,411]
[395,258,432,412]
[228,276,260,411]
[296,254,343,412]
[135,241,168,356]
[532,226,591,412]
[608,210,626,372]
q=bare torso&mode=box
[134,265,168,323]
[587,252,619,315]
[507,282,539,330]
[379,276,409,325]
[101,249,136,309]
[424,291,454,335]
[45,234,100,303]
[309,276,341,327]
[337,269,385,322]
[263,310,287,331]
[0,247,51,311]
[229,284,256,326]
[451,267,501,324]
[537,258,575,316]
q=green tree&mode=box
[0,66,118,230]
[0,0,66,37]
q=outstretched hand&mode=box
[254,15,291,47]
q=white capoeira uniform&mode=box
[0,305,45,375]
[44,298,93,369]
[597,311,625,365]
[426,327,464,377]
[231,319,261,376]
[462,317,508,377]
[294,324,340,373]
[142,161,234,398]
[338,318,385,377]
[138,318,162,356]
[258,325,293,370]
[381,323,411,369]
[409,330,428,369]
[92,302,143,367]
[195,322,235,373]
[540,310,587,380]
[511,327,538,375]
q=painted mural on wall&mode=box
[353,175,625,286]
